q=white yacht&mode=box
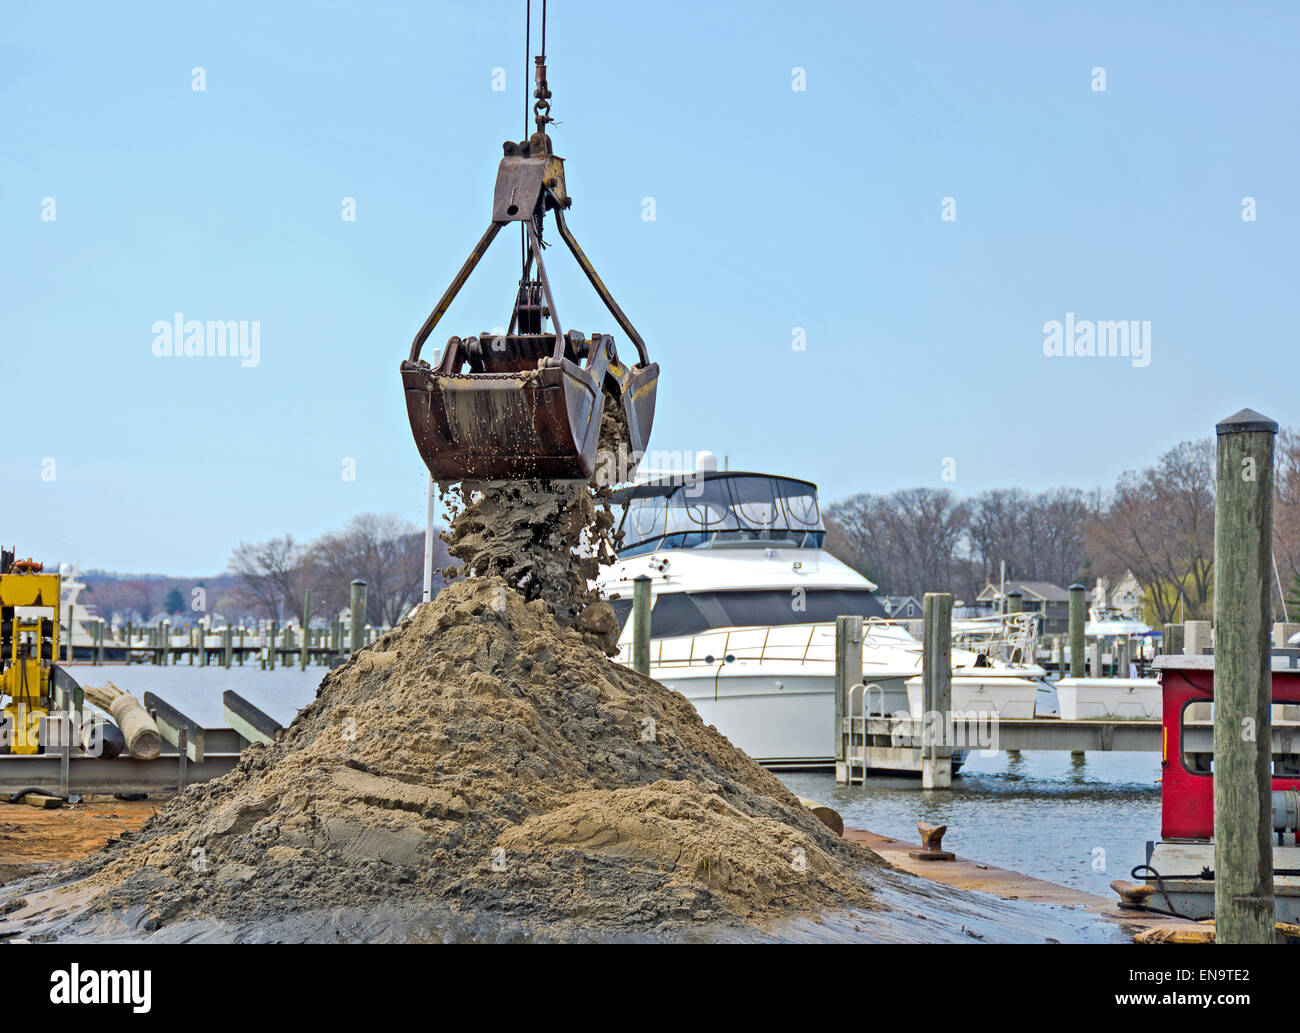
[1085,607,1152,641]
[599,470,1046,769]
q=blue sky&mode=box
[3,0,1296,573]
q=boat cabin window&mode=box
[616,475,826,556]
[1180,699,1300,776]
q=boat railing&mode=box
[618,611,1039,671]
[620,622,839,670]
[951,612,1040,666]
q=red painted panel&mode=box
[1159,666,1300,840]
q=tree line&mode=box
[83,513,455,627]
[824,430,1300,625]
[227,512,457,627]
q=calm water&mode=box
[72,664,1160,902]
[779,749,1163,897]
[66,662,323,728]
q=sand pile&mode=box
[4,577,880,940]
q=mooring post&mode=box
[1163,622,1184,655]
[1069,583,1086,679]
[269,620,279,670]
[632,575,651,676]
[301,588,312,671]
[922,593,954,789]
[1213,408,1278,943]
[1185,619,1212,656]
[1007,589,1023,615]
[65,603,74,663]
[161,619,170,666]
[834,615,863,784]
[349,580,367,655]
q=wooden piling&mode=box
[1212,407,1277,943]
[1069,583,1086,679]
[301,588,312,671]
[834,615,863,784]
[922,593,954,789]
[632,575,651,676]
[349,580,367,654]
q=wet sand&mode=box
[0,796,1162,943]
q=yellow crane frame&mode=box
[0,569,59,754]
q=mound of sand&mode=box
[4,577,880,940]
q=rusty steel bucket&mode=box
[402,130,658,483]
[402,331,657,481]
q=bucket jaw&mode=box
[403,130,658,483]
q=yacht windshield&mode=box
[617,474,825,556]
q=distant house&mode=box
[1095,570,1144,620]
[880,595,923,619]
[975,580,1090,636]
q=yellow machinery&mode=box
[0,549,58,755]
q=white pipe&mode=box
[423,475,436,603]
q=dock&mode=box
[844,825,1197,937]
[0,688,282,798]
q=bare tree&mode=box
[227,535,305,621]
[1274,429,1300,616]
[1086,438,1215,624]
[825,488,968,597]
[303,513,449,626]
[1037,487,1095,588]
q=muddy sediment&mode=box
[439,393,627,651]
[0,577,882,941]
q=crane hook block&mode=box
[492,134,568,223]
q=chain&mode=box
[533,0,552,135]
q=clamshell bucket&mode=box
[402,129,658,483]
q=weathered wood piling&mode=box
[1212,407,1277,944]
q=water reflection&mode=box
[780,750,1161,897]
